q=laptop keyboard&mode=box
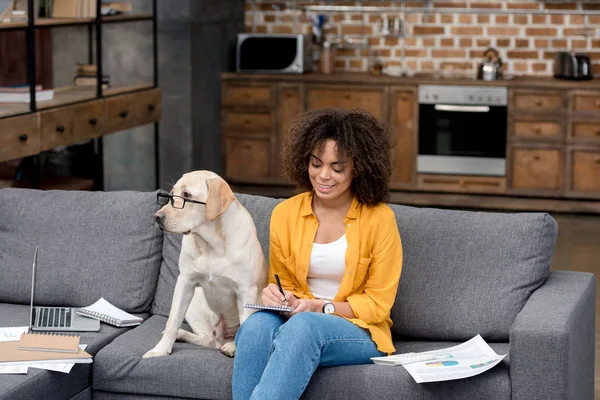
[36,307,72,328]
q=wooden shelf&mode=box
[101,14,153,24]
[0,83,154,118]
[103,82,155,97]
[0,15,153,30]
[0,104,30,119]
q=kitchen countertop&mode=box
[222,71,600,90]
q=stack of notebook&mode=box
[0,332,92,366]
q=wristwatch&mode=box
[322,299,335,314]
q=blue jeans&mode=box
[232,311,384,400]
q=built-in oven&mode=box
[418,84,508,176]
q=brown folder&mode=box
[0,341,92,364]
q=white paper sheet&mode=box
[26,345,89,374]
[0,365,28,374]
[373,334,507,383]
[0,326,28,342]
[0,327,29,374]
[0,331,89,374]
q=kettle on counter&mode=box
[477,48,503,81]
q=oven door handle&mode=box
[434,104,490,113]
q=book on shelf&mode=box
[0,85,43,93]
[74,76,110,87]
[18,332,80,353]
[76,63,98,76]
[9,10,26,21]
[53,0,97,18]
[76,298,143,328]
[0,88,53,103]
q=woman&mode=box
[232,108,403,400]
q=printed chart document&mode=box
[0,327,29,374]
[29,345,89,374]
[371,334,507,383]
[0,326,28,342]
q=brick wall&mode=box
[245,1,600,77]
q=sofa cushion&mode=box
[304,340,510,400]
[94,321,510,400]
[93,315,235,399]
[0,188,163,313]
[0,303,134,400]
[388,205,558,342]
[151,193,282,317]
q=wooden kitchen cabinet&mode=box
[72,100,107,142]
[569,121,600,144]
[222,83,274,107]
[566,148,600,198]
[511,119,564,142]
[511,90,566,113]
[571,93,600,113]
[418,174,506,194]
[508,88,567,196]
[221,109,274,134]
[509,146,563,194]
[39,107,74,151]
[306,85,385,120]
[224,138,271,180]
[0,114,40,162]
[221,81,279,183]
[222,73,600,213]
[276,85,304,183]
[390,87,416,186]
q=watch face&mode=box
[323,302,335,314]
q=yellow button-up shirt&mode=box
[268,191,403,354]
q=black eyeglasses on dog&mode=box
[157,192,206,209]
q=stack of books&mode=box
[0,85,54,103]
[52,0,97,18]
[73,64,110,90]
[0,332,92,367]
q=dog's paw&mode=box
[142,343,173,358]
[176,329,190,342]
[220,342,236,358]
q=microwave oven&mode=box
[236,33,313,73]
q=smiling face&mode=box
[308,139,354,206]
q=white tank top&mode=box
[308,234,347,301]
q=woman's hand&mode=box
[262,283,292,306]
[289,299,323,316]
[261,285,325,316]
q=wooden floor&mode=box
[550,213,600,399]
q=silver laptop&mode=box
[29,247,100,332]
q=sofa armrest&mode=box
[509,270,595,400]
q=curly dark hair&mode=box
[281,108,395,206]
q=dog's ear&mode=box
[205,177,235,221]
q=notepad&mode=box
[0,341,92,365]
[244,303,294,313]
[18,332,80,353]
[76,298,143,327]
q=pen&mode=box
[274,274,287,305]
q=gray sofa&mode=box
[0,188,595,400]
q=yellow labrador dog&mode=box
[143,170,267,358]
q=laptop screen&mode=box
[28,246,38,331]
